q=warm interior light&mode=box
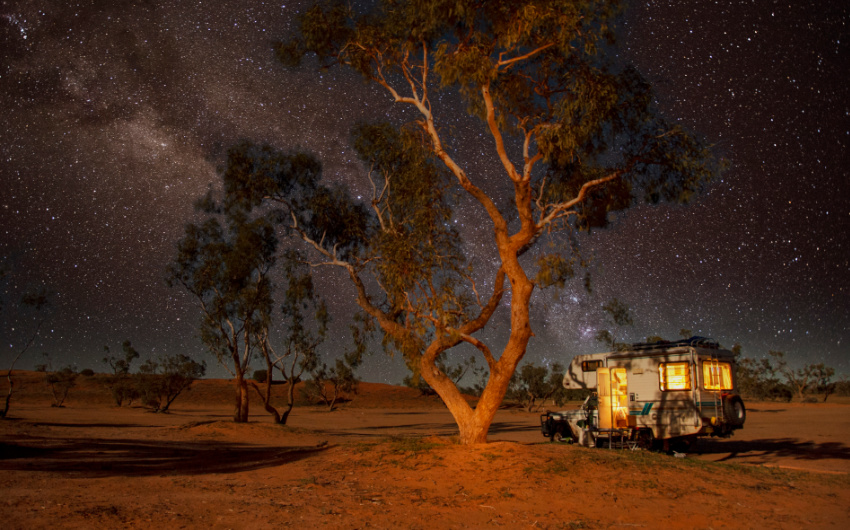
[703,361,733,390]
[660,362,691,391]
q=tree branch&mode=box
[496,43,555,71]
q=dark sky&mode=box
[1,1,847,383]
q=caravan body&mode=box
[543,338,745,447]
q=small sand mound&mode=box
[177,419,324,445]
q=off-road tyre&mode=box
[723,395,746,427]
[636,429,660,451]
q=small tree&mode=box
[248,250,331,424]
[168,201,277,423]
[136,354,206,413]
[736,349,792,401]
[2,285,51,418]
[45,366,77,408]
[303,351,361,411]
[769,351,824,402]
[102,340,141,406]
[811,363,836,402]
[508,362,565,412]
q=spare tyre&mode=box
[722,395,746,427]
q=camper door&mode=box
[598,367,629,430]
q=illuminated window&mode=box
[703,361,733,390]
[659,362,691,391]
[582,360,603,372]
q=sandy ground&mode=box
[1,372,849,528]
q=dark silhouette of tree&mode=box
[102,340,141,406]
[508,363,566,412]
[811,363,836,402]
[770,351,837,402]
[137,354,207,413]
[167,199,277,422]
[2,285,51,419]
[251,250,330,424]
[44,366,77,408]
[303,350,362,411]
[248,0,722,443]
[169,144,343,424]
[34,353,77,408]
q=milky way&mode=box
[1,1,847,381]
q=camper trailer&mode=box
[540,337,746,450]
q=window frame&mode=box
[582,360,603,372]
[702,360,733,391]
[659,361,692,391]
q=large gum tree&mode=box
[247,0,722,444]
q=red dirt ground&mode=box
[1,372,848,528]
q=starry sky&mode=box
[1,1,847,383]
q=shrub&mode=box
[45,366,77,407]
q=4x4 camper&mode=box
[540,337,746,450]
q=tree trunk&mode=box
[417,269,534,445]
[328,383,340,412]
[279,379,297,425]
[234,373,249,422]
[420,341,525,445]
[250,380,282,423]
[1,370,14,418]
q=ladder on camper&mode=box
[705,356,723,426]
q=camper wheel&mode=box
[669,436,695,454]
[636,429,659,451]
[722,395,746,427]
[551,425,575,443]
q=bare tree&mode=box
[2,286,51,419]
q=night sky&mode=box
[2,1,847,383]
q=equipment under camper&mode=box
[540,337,746,450]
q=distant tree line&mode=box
[734,347,843,402]
[99,340,206,413]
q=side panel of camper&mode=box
[562,352,608,390]
[607,348,702,440]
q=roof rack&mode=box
[630,336,719,351]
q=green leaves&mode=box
[534,254,577,289]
